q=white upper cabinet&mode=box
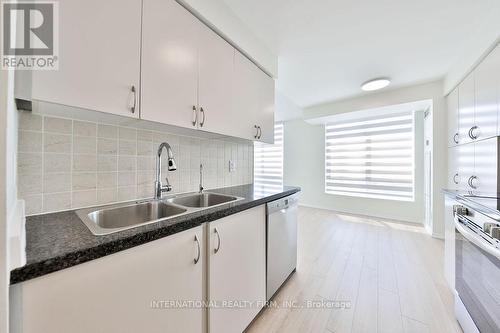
[448,145,460,190]
[458,74,476,144]
[197,26,235,135]
[232,51,262,141]
[25,0,275,141]
[31,0,142,118]
[232,51,275,143]
[141,0,199,129]
[447,88,459,147]
[256,70,275,144]
[474,45,500,141]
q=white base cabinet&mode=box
[10,226,204,333]
[207,205,266,333]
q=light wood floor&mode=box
[247,206,463,333]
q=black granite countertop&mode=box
[443,189,500,221]
[11,184,301,284]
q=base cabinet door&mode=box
[208,206,266,333]
[31,0,142,118]
[10,226,204,333]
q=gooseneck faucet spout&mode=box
[155,142,177,199]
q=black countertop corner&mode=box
[11,184,301,285]
[443,189,500,220]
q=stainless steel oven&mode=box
[454,204,500,333]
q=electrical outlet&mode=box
[229,160,236,172]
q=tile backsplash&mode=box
[18,111,254,215]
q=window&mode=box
[254,123,284,193]
[325,111,415,201]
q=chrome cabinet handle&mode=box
[194,235,201,264]
[468,175,478,189]
[130,85,137,113]
[453,173,459,185]
[254,125,259,139]
[200,107,205,127]
[192,105,198,126]
[258,126,262,139]
[453,133,459,144]
[468,126,479,140]
[214,228,221,254]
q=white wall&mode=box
[177,0,277,77]
[275,91,304,122]
[284,81,446,232]
[444,6,500,95]
[284,112,424,224]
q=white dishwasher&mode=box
[266,193,298,300]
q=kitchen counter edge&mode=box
[10,185,301,284]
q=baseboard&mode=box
[298,203,423,226]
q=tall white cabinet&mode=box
[31,0,142,118]
[207,205,266,333]
[447,42,500,193]
[10,226,204,333]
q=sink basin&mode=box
[167,192,239,208]
[77,201,187,235]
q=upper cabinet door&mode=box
[256,70,275,144]
[475,45,500,141]
[232,51,262,140]
[447,88,459,147]
[458,74,476,144]
[197,26,235,135]
[448,146,460,190]
[31,0,141,118]
[141,0,199,129]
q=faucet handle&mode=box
[163,177,172,192]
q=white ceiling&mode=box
[222,0,500,108]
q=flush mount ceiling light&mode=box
[361,78,391,91]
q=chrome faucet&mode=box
[155,142,177,199]
[199,164,204,193]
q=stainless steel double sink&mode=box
[76,192,243,235]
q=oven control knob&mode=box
[491,227,500,241]
[453,205,468,216]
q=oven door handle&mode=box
[454,215,500,260]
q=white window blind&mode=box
[254,123,284,193]
[325,111,415,201]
